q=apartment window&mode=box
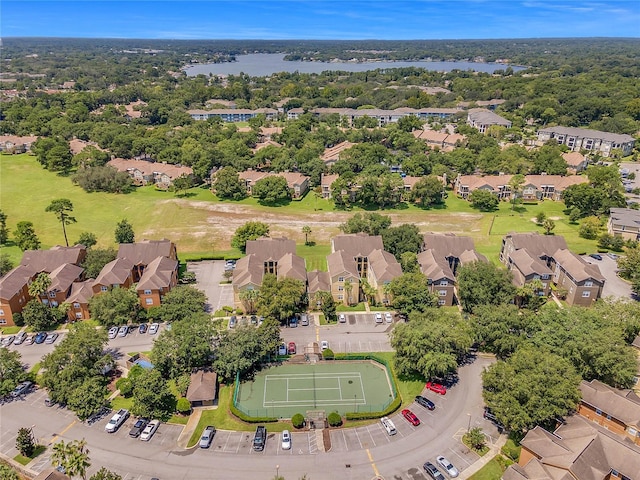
[42,299,49,305]
[338,277,344,282]
[144,289,152,295]
[596,408,602,416]
[0,309,4,316]
[337,295,343,300]
[533,275,540,280]
[73,302,80,308]
[541,274,549,280]
[438,299,446,306]
[101,286,108,292]
[611,470,619,478]
[112,284,119,289]
[338,286,344,291]
[541,283,547,289]
[75,313,83,319]
[0,319,6,325]
[439,280,448,286]
[49,291,56,298]
[145,298,153,305]
[51,301,58,307]
[582,291,591,298]
[628,427,637,436]
[584,281,593,287]
[606,414,612,420]
[438,290,447,297]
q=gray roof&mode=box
[21,245,86,273]
[118,239,175,266]
[234,238,306,289]
[186,370,217,402]
[552,248,605,283]
[609,208,640,229]
[48,263,84,293]
[539,126,635,144]
[423,233,487,262]
[506,233,568,259]
[245,237,296,260]
[307,270,331,294]
[137,256,178,291]
[367,249,402,283]
[509,249,553,277]
[327,250,359,279]
[417,249,454,282]
[332,234,384,256]
[467,108,511,126]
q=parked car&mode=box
[149,323,159,335]
[483,406,504,428]
[607,253,619,260]
[11,381,33,398]
[415,395,436,411]
[44,397,55,407]
[380,416,397,435]
[13,332,27,345]
[199,425,216,448]
[118,325,128,337]
[299,314,309,326]
[375,312,383,323]
[402,409,421,426]
[250,315,258,325]
[437,456,459,477]
[425,381,447,395]
[24,335,36,346]
[288,342,296,354]
[129,418,149,438]
[423,462,446,480]
[34,332,47,344]
[105,409,130,433]
[277,344,287,356]
[281,429,291,450]
[384,312,393,323]
[140,420,160,441]
[44,333,59,344]
[338,313,346,323]
[289,317,297,328]
[2,335,15,346]
[321,340,329,351]
[138,323,148,334]
[252,425,266,451]
[108,326,118,339]
[589,253,603,261]
[165,322,172,331]
[229,316,237,328]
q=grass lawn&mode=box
[336,303,367,312]
[0,326,22,335]
[296,243,330,271]
[318,313,328,325]
[187,385,291,447]
[373,352,425,407]
[468,457,508,480]
[110,396,134,410]
[13,445,46,466]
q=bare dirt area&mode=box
[143,199,486,252]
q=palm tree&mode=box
[51,439,91,480]
[239,288,259,314]
[343,279,353,305]
[45,199,76,247]
[302,225,312,245]
[28,272,52,299]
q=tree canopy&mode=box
[231,221,270,253]
[457,261,516,313]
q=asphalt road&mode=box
[582,254,634,300]
[0,355,497,480]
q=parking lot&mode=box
[187,260,234,312]
[582,254,634,300]
[208,429,320,456]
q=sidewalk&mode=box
[459,432,508,480]
[176,406,217,449]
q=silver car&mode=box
[437,456,459,478]
[199,425,216,448]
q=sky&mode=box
[2,0,639,39]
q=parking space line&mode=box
[341,430,349,451]
[353,427,364,449]
[364,425,378,447]
[222,432,231,452]
[449,447,473,466]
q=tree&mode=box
[51,439,91,480]
[13,221,40,251]
[76,232,97,248]
[617,245,640,296]
[212,167,247,200]
[176,397,192,415]
[28,272,52,298]
[0,253,14,276]
[239,288,259,314]
[535,211,546,225]
[508,174,525,211]
[302,225,312,246]
[89,468,122,480]
[22,299,61,331]
[399,251,419,273]
[0,345,27,397]
[131,369,175,420]
[257,275,306,324]
[388,273,438,315]
[578,216,601,239]
[473,304,527,358]
[313,290,336,322]
[469,189,498,211]
[0,465,19,480]
[542,218,555,235]
[88,287,140,326]
[171,174,194,196]
[81,248,117,278]
[339,212,391,236]
[252,176,291,204]
[464,427,486,451]
[231,221,269,253]
[214,324,275,381]
[482,347,581,432]
[114,219,135,244]
[411,176,445,207]
[46,199,77,247]
[153,285,207,323]
[381,224,422,259]
[457,262,515,313]
[16,427,35,457]
[391,309,474,379]
[72,166,133,194]
[0,209,8,244]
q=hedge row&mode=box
[230,403,278,423]
[344,395,402,421]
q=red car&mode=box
[288,342,296,354]
[401,409,420,426]
[425,381,447,395]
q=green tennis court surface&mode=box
[236,361,395,418]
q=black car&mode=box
[415,395,435,411]
[34,332,47,344]
[129,418,149,437]
[423,462,446,480]
[138,323,148,334]
[589,253,603,261]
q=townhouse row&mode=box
[0,239,178,327]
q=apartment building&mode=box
[608,208,640,241]
[466,108,512,133]
[187,108,277,122]
[236,170,310,198]
[537,126,635,157]
[107,158,193,188]
[287,107,458,126]
[0,135,39,154]
[455,174,587,201]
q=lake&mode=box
[183,53,524,77]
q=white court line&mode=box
[265,372,366,378]
[359,372,367,403]
[286,387,342,392]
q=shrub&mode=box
[501,440,521,462]
[176,397,191,415]
[345,395,402,420]
[327,412,342,427]
[229,403,277,423]
[322,348,335,360]
[115,377,133,397]
[13,312,24,327]
[292,413,305,429]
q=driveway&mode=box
[583,254,634,300]
[187,260,235,313]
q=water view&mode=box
[184,53,525,77]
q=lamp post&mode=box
[276,465,280,479]
[467,413,472,433]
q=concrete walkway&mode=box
[458,433,508,480]
[176,406,217,448]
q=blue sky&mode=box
[2,1,639,39]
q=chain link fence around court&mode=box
[233,355,398,419]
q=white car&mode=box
[375,312,383,323]
[108,326,118,339]
[105,409,129,433]
[321,340,329,351]
[384,312,393,323]
[118,325,128,337]
[338,313,346,323]
[148,323,159,335]
[277,344,287,356]
[140,420,160,441]
[437,456,459,478]
[281,429,291,450]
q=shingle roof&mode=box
[107,159,193,180]
[21,245,86,273]
[332,234,384,256]
[326,250,359,278]
[580,380,640,429]
[509,249,554,277]
[48,263,84,293]
[539,126,635,144]
[609,208,640,229]
[246,237,296,260]
[186,370,217,402]
[467,108,511,126]
[551,249,604,283]
[137,256,178,291]
[234,238,306,288]
[0,265,34,300]
[506,233,568,259]
[118,239,175,266]
[307,270,331,294]
[94,258,134,286]
[417,249,455,282]
[66,279,95,305]
[321,141,355,163]
[423,233,486,261]
[321,173,339,188]
[367,249,403,284]
[562,152,587,168]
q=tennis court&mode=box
[235,361,395,418]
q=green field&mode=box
[0,154,599,265]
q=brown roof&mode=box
[580,380,640,429]
[457,173,587,193]
[94,258,134,286]
[327,250,359,279]
[332,234,384,257]
[0,265,34,300]
[238,170,309,189]
[252,139,282,152]
[505,233,569,259]
[35,469,71,480]
[108,158,193,180]
[307,270,331,294]
[260,126,282,138]
[246,237,296,260]
[509,249,553,277]
[321,173,339,188]
[123,100,146,118]
[137,256,178,291]
[321,141,355,163]
[413,129,449,143]
[423,233,487,262]
[69,138,103,155]
[234,238,306,288]
[186,370,217,402]
[367,249,402,283]
[562,152,587,168]
[417,249,455,282]
[21,245,86,273]
[552,248,605,283]
[118,239,175,266]
[48,263,84,293]
[0,134,38,146]
[66,279,95,305]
